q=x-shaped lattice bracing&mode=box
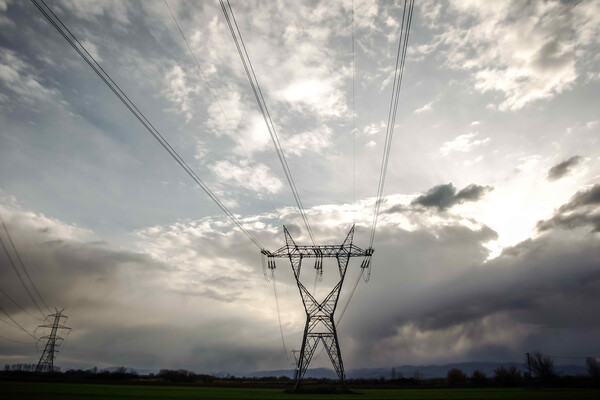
[263,225,373,389]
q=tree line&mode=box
[2,352,599,388]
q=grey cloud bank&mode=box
[4,185,600,372]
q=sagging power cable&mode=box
[0,334,35,345]
[0,233,46,319]
[272,268,291,363]
[219,0,316,246]
[31,0,264,251]
[0,304,37,341]
[352,0,356,224]
[162,0,281,218]
[0,212,51,315]
[368,0,414,249]
[0,287,42,321]
[336,267,363,325]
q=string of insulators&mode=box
[261,252,272,282]
[260,250,278,282]
[313,254,324,282]
[361,248,374,283]
[360,248,374,269]
[360,256,371,269]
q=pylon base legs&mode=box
[293,317,345,390]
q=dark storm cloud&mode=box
[4,185,600,372]
[63,320,282,373]
[345,221,499,341]
[547,155,582,181]
[409,183,493,211]
[283,223,302,237]
[349,230,600,365]
[383,204,406,214]
[0,206,281,372]
[537,213,600,232]
[557,183,600,211]
[412,232,600,332]
[537,184,600,232]
[0,217,169,317]
[345,186,600,366]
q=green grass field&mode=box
[1,382,599,400]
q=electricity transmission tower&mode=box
[262,226,373,389]
[35,309,71,373]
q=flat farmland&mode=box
[1,382,599,399]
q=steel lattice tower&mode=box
[262,226,373,389]
[36,309,71,373]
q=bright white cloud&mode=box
[585,120,599,130]
[282,127,333,156]
[413,101,433,114]
[0,49,61,105]
[80,40,102,62]
[162,65,199,123]
[439,132,491,156]
[57,0,129,25]
[424,0,600,111]
[363,122,385,136]
[276,76,347,117]
[237,113,272,155]
[206,86,244,134]
[210,160,283,195]
[0,0,13,27]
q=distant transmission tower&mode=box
[263,226,373,389]
[35,309,71,373]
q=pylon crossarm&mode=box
[36,324,70,330]
[269,244,371,258]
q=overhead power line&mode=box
[352,0,356,224]
[0,334,35,345]
[0,286,42,321]
[0,212,51,314]
[30,0,264,250]
[271,268,290,363]
[219,0,316,245]
[368,0,414,249]
[162,0,280,216]
[0,304,37,340]
[0,233,46,319]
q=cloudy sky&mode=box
[1,0,599,374]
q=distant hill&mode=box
[245,361,588,379]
